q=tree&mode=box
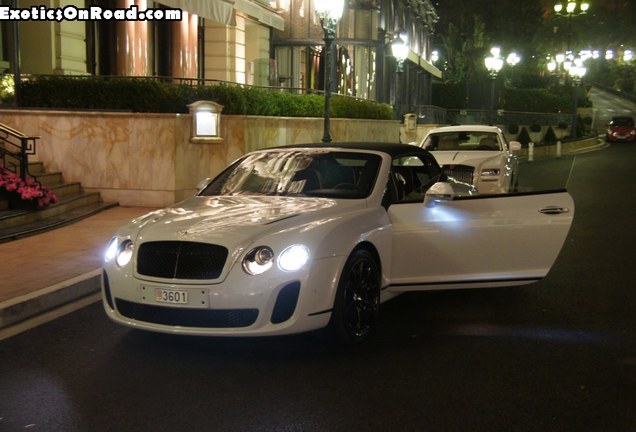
[434,0,544,78]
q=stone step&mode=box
[0,191,104,230]
[1,159,118,242]
[28,161,45,174]
[0,200,118,243]
[49,181,82,197]
[32,171,64,187]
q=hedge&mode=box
[432,81,591,113]
[14,75,392,120]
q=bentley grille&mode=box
[443,165,474,185]
[137,241,228,280]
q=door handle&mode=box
[538,206,570,215]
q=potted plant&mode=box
[0,165,58,209]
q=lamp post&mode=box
[431,50,439,64]
[391,32,408,121]
[554,1,590,15]
[314,0,344,143]
[505,51,521,86]
[484,47,504,126]
[624,49,633,62]
[568,61,586,139]
[547,57,559,89]
[506,52,520,68]
[553,1,589,54]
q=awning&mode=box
[407,51,442,79]
[156,0,285,31]
[156,0,235,26]
[234,0,285,31]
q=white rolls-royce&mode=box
[419,125,522,194]
[102,143,573,343]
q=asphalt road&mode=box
[587,86,636,130]
[1,143,635,432]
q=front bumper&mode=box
[607,133,636,142]
[101,255,344,336]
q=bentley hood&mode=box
[119,195,352,250]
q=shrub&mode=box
[17,75,392,120]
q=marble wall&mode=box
[0,110,399,207]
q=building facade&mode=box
[1,0,440,112]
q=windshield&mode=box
[200,150,382,199]
[611,117,634,127]
[423,131,502,151]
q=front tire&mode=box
[327,248,381,344]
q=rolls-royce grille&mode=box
[443,165,474,185]
[137,241,228,280]
[115,299,258,328]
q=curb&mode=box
[0,269,101,329]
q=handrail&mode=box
[0,122,39,182]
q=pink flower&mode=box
[1,164,58,209]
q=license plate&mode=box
[154,288,189,304]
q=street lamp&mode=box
[314,0,344,143]
[553,1,589,54]
[391,32,408,121]
[554,1,589,15]
[485,47,504,78]
[568,61,586,139]
[624,49,633,62]
[485,47,504,125]
[431,50,439,64]
[505,51,521,85]
[506,52,521,68]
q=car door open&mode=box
[387,189,574,291]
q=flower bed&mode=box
[0,165,58,209]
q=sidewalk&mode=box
[0,206,155,330]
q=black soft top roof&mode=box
[272,142,430,157]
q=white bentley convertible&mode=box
[102,143,573,343]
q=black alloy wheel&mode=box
[327,248,381,344]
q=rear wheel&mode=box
[327,248,380,344]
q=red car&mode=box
[606,116,636,142]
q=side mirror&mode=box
[196,178,212,194]
[509,141,522,152]
[424,182,455,207]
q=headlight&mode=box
[105,238,119,262]
[116,240,134,267]
[481,168,501,177]
[278,244,310,272]
[243,246,274,275]
[105,237,134,267]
